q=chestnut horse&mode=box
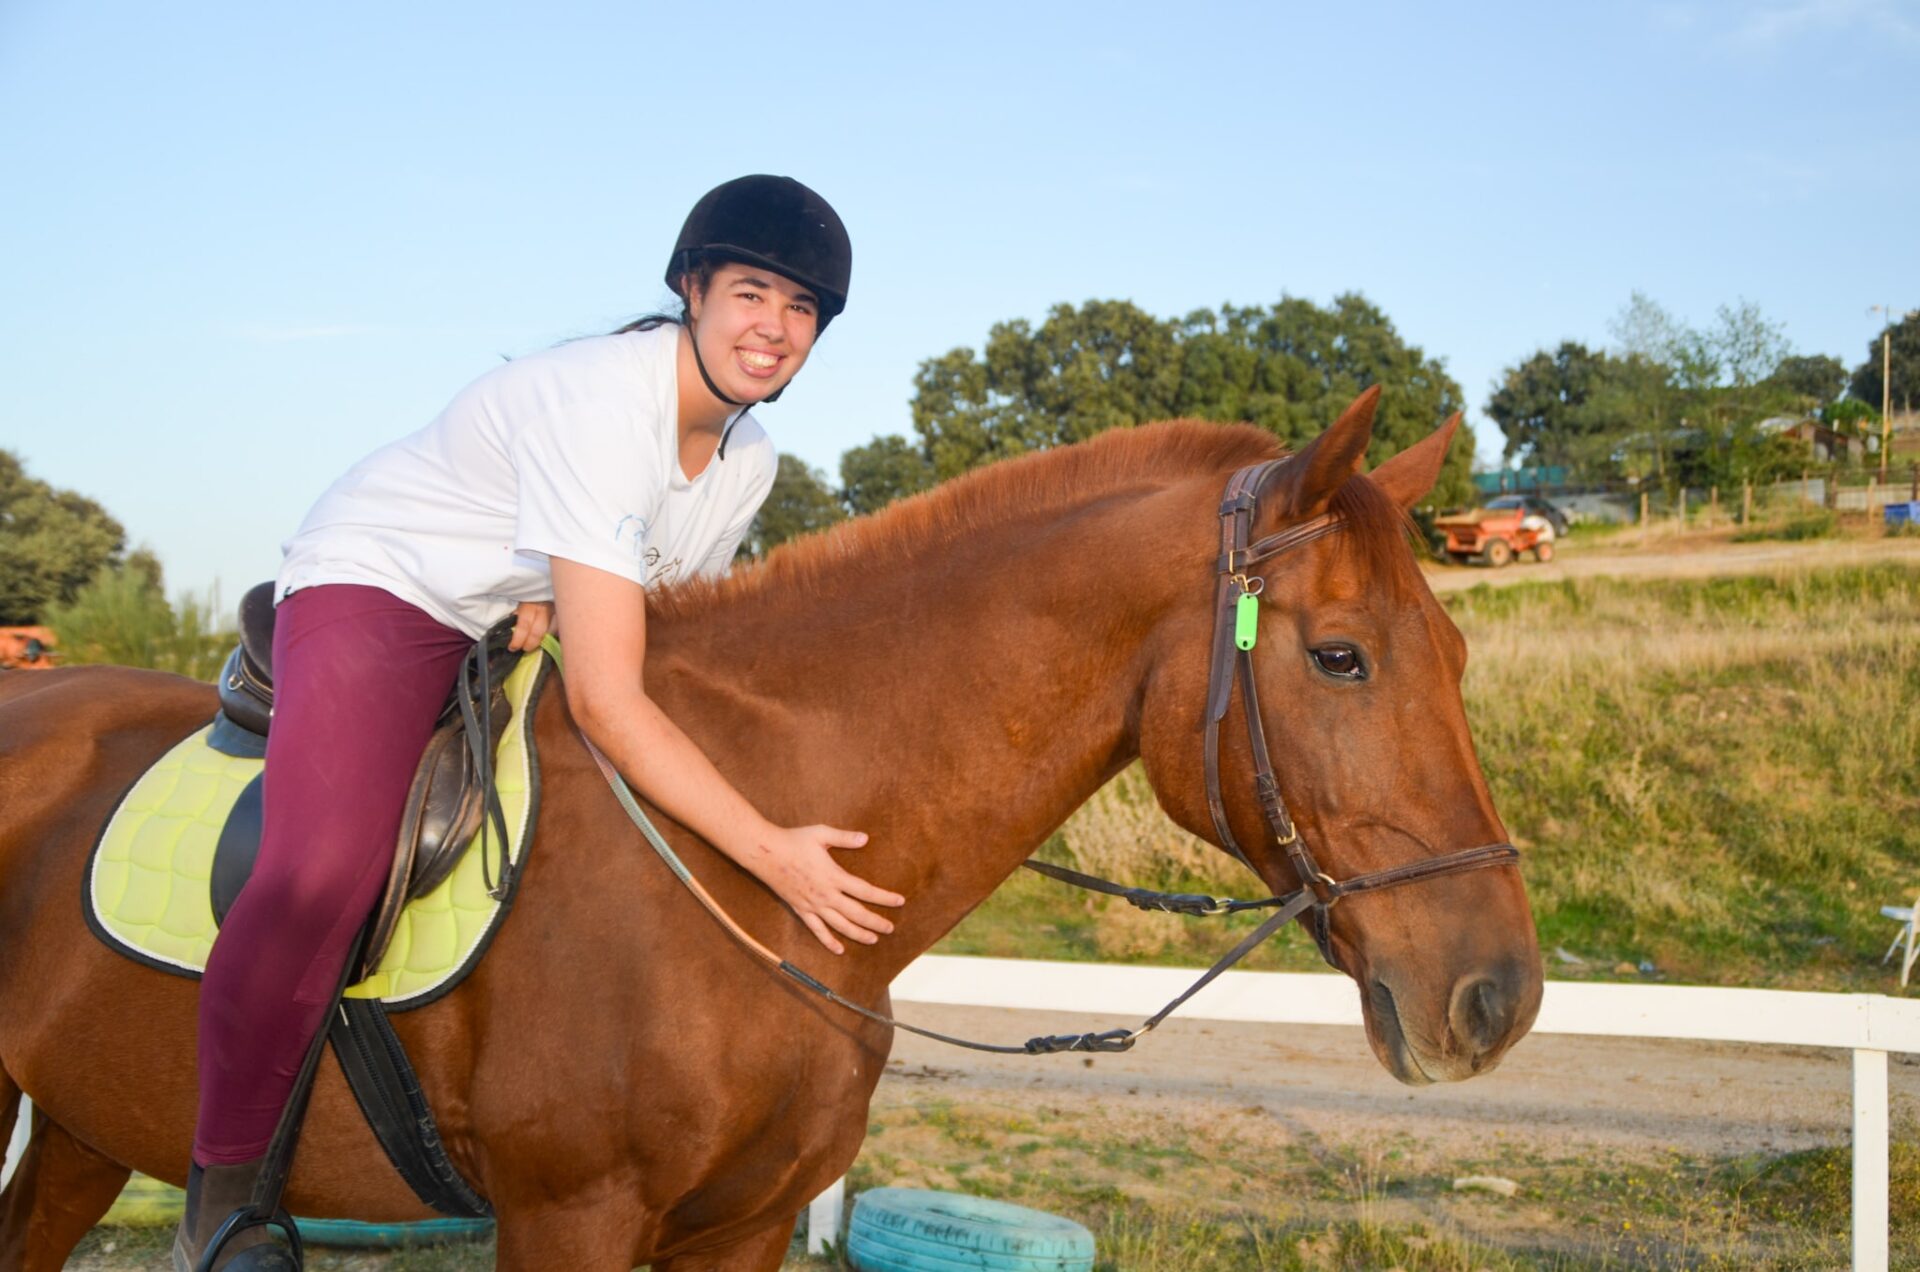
[0,389,1539,1271]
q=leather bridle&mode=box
[1200,458,1521,971]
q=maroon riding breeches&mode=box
[193,584,473,1166]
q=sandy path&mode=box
[878,1003,1920,1162]
[1422,534,1920,593]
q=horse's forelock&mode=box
[1328,474,1426,600]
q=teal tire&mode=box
[293,1217,493,1248]
[847,1188,1094,1271]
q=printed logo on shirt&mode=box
[644,547,683,587]
[613,515,648,562]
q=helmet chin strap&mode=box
[685,317,782,460]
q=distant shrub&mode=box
[1732,510,1837,543]
[43,566,228,681]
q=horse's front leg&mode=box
[652,1217,796,1272]
[490,1184,642,1272]
[0,1106,134,1272]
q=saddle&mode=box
[209,582,522,981]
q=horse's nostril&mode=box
[1450,975,1510,1054]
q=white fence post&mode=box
[1853,1049,1889,1272]
[2,1096,28,1190]
[806,1174,844,1255]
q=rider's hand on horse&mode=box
[509,601,554,652]
[753,826,904,954]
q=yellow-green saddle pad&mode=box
[85,651,549,1009]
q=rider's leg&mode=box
[180,584,471,1265]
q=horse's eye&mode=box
[1311,645,1366,680]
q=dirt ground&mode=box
[1421,529,1920,593]
[876,1003,1920,1164]
[853,1003,1920,1267]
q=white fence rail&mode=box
[805,956,1920,1269]
[9,957,1915,1269]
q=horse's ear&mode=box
[1369,413,1461,511]
[1269,385,1380,517]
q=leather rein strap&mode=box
[1201,458,1520,968]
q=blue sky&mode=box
[2,1,1916,601]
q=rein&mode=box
[549,455,1520,1056]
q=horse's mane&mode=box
[652,420,1416,619]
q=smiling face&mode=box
[683,261,821,404]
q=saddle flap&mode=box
[211,772,266,926]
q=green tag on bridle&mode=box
[1234,590,1260,651]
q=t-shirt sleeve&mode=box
[699,443,779,577]
[510,400,660,584]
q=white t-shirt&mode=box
[277,324,776,638]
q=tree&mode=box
[1485,342,1615,473]
[741,454,846,557]
[905,294,1475,506]
[839,435,934,517]
[1705,299,1791,392]
[908,299,1185,479]
[1492,295,1820,488]
[43,561,227,680]
[1849,311,1920,414]
[1768,354,1847,409]
[0,449,128,624]
[1824,398,1879,431]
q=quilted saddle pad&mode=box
[85,651,548,1009]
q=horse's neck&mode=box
[652,489,1198,977]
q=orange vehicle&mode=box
[0,627,58,670]
[1433,500,1557,567]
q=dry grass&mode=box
[976,562,1920,990]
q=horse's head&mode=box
[1138,389,1541,1085]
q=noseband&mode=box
[1200,459,1521,969]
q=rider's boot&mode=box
[171,1159,300,1271]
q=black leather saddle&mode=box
[209,582,522,981]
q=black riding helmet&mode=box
[666,174,852,331]
[665,175,851,429]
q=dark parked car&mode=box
[1483,494,1570,537]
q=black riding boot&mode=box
[171,1160,301,1272]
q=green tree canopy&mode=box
[1492,294,1831,488]
[741,453,846,557]
[839,434,935,517]
[1768,354,1848,408]
[1485,342,1619,473]
[0,449,129,624]
[880,293,1472,509]
[1849,312,1920,414]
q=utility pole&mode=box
[1883,311,1892,481]
[1869,305,1915,482]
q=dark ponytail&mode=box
[611,256,716,335]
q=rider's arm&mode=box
[548,556,903,954]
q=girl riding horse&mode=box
[176,175,904,1271]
